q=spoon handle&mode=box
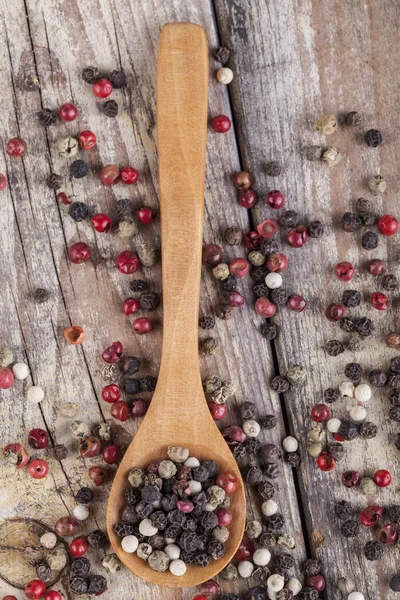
[157,23,208,381]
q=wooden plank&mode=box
[214,0,400,598]
[0,0,306,598]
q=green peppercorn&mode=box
[137,242,157,267]
[321,146,341,167]
[368,174,386,195]
[248,250,265,266]
[224,226,242,245]
[201,338,219,356]
[212,263,230,280]
[56,135,79,158]
[315,114,337,135]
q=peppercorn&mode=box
[82,66,101,83]
[120,356,140,376]
[140,376,157,392]
[52,444,68,460]
[88,575,108,595]
[389,390,400,405]
[334,500,352,519]
[263,463,279,479]
[87,529,107,548]
[341,518,359,538]
[70,557,91,579]
[260,322,278,340]
[307,220,324,238]
[325,340,344,357]
[339,318,355,334]
[362,212,377,227]
[46,173,62,190]
[263,414,278,430]
[395,433,400,451]
[201,338,219,356]
[232,443,246,460]
[137,242,157,267]
[253,283,269,298]
[323,388,339,404]
[315,114,337,134]
[382,274,397,291]
[368,369,387,387]
[258,480,275,500]
[224,226,242,245]
[270,376,290,393]
[138,291,160,312]
[368,175,386,195]
[248,250,266,267]
[271,288,289,305]
[116,198,133,223]
[214,46,230,63]
[286,364,306,386]
[360,477,376,496]
[390,575,400,592]
[220,275,237,293]
[69,201,89,222]
[260,238,279,256]
[345,111,361,126]
[355,317,374,337]
[389,375,400,390]
[70,160,89,179]
[338,420,358,440]
[285,452,301,467]
[345,362,363,382]
[32,287,51,304]
[251,267,268,282]
[239,401,255,421]
[387,505,400,523]
[364,540,383,561]
[246,439,261,455]
[365,129,382,147]
[389,406,400,421]
[322,146,341,167]
[280,210,299,229]
[35,561,52,582]
[305,145,322,161]
[266,513,284,530]
[75,487,94,504]
[297,588,318,600]
[355,197,372,214]
[217,304,235,320]
[276,590,293,600]
[342,212,362,232]
[276,552,295,571]
[342,290,361,308]
[109,69,126,88]
[359,421,378,439]
[100,99,119,117]
[37,108,57,126]
[328,442,344,461]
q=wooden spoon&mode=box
[107,22,246,588]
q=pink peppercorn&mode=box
[120,166,139,184]
[325,303,346,322]
[68,242,91,264]
[0,174,7,190]
[122,297,140,315]
[222,425,246,444]
[211,115,231,133]
[136,207,157,224]
[131,399,148,418]
[102,341,123,363]
[197,580,220,597]
[316,452,335,472]
[59,103,78,122]
[234,536,255,560]
[116,251,140,274]
[267,253,288,272]
[287,294,307,312]
[227,291,245,307]
[239,189,257,208]
[266,190,285,209]
[378,214,399,236]
[133,317,152,334]
[177,500,194,513]
[371,292,389,310]
[100,164,120,186]
[209,402,227,421]
[334,262,355,282]
[255,297,276,317]
[229,258,249,278]
[287,225,308,248]
[257,219,279,239]
[341,470,361,488]
[306,575,326,592]
[6,137,27,157]
[378,523,398,544]
[0,367,14,389]
[311,404,330,422]
[367,259,386,275]
[244,231,263,249]
[92,78,113,98]
[374,469,392,487]
[216,507,233,526]
[56,192,71,205]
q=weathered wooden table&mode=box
[1,1,399,598]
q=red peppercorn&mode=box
[378,214,399,236]
[216,472,237,494]
[102,341,123,363]
[70,536,89,557]
[227,291,245,307]
[197,580,220,598]
[116,251,140,274]
[367,259,386,275]
[59,103,78,122]
[193,597,209,600]
[229,258,249,278]
[267,253,288,272]
[360,505,384,527]
[202,244,223,266]
[342,470,361,488]
[102,444,121,464]
[28,428,49,449]
[238,189,257,208]
[100,164,120,186]
[101,384,121,403]
[3,596,18,600]
[92,78,113,98]
[6,137,27,157]
[133,317,152,334]
[266,190,285,209]
[89,466,108,486]
[306,575,325,593]
[0,174,7,190]
[257,219,279,239]
[209,401,227,421]
[371,292,389,310]
[378,522,398,544]
[316,452,335,472]
[122,297,140,316]
[110,400,130,422]
[44,592,62,600]
[311,404,330,423]
[29,458,49,479]
[120,165,139,184]
[68,242,91,265]
[216,507,233,526]
[54,516,80,537]
[136,206,157,224]
[131,399,148,418]
[255,297,277,317]
[24,580,46,600]
[91,213,112,233]
[78,435,101,458]
[211,115,231,133]
[78,130,97,150]
[334,262,355,282]
[287,294,307,312]
[0,367,14,389]
[287,225,308,248]
[374,469,392,487]
[244,231,263,249]
[333,433,345,442]
[234,535,255,561]
[223,425,247,444]
[233,171,252,190]
[56,192,71,205]
[325,303,346,322]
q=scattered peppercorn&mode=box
[260,322,278,340]
[341,518,360,538]
[342,212,362,232]
[270,376,290,393]
[369,369,387,387]
[368,175,386,195]
[214,46,231,63]
[363,540,384,561]
[325,339,344,357]
[381,274,397,291]
[355,197,372,214]
[365,129,382,147]
[355,317,374,337]
[37,108,57,126]
[32,288,51,303]
[334,500,352,519]
[359,421,378,439]
[201,338,219,356]
[307,220,324,238]
[265,161,282,176]
[82,66,101,83]
[346,111,361,126]
[46,173,63,190]
[70,159,89,179]
[217,304,235,320]
[100,99,119,117]
[362,212,377,226]
[69,201,89,222]
[53,444,68,460]
[109,69,126,88]
[338,420,359,441]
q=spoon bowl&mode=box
[107,22,246,588]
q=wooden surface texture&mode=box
[0,0,399,599]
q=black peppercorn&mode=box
[53,444,68,460]
[120,356,140,375]
[369,369,387,387]
[355,197,372,214]
[391,358,400,374]
[87,529,107,548]
[342,290,361,308]
[270,376,290,393]
[395,433,400,451]
[389,389,400,405]
[88,575,108,595]
[339,317,356,333]
[355,316,374,337]
[258,480,275,500]
[284,451,301,467]
[253,283,269,298]
[194,552,210,567]
[109,69,126,88]
[265,161,281,176]
[139,375,157,392]
[259,531,276,548]
[365,129,382,147]
[220,275,237,292]
[390,575,400,592]
[389,374,400,389]
[346,111,361,126]
[36,561,52,582]
[342,212,362,232]
[251,267,268,282]
[334,500,352,519]
[32,288,51,304]
[100,99,119,117]
[70,159,89,179]
[263,414,278,429]
[203,459,218,477]
[362,230,378,249]
[125,488,140,505]
[260,443,281,464]
[345,362,363,382]
[224,226,243,246]
[136,501,154,519]
[217,304,235,320]
[130,280,148,293]
[362,212,377,226]
[276,591,293,600]
[363,540,383,561]
[266,513,284,530]
[263,463,279,479]
[389,406,400,421]
[246,588,267,600]
[381,273,397,291]
[114,522,135,537]
[324,388,340,403]
[124,378,141,395]
[69,201,89,222]
[116,199,133,223]
[298,588,318,600]
[338,420,359,441]
[233,443,246,460]
[46,173,63,190]
[341,518,360,538]
[271,288,289,306]
[359,421,378,439]
[277,552,295,570]
[75,487,94,505]
[307,220,324,238]
[139,292,160,312]
[207,539,225,559]
[387,505,400,524]
[199,315,215,330]
[329,442,345,461]
[260,322,278,340]
[260,238,279,256]
[82,66,101,83]
[325,339,344,357]
[71,557,91,577]
[246,438,261,455]
[240,401,256,420]
[214,46,230,63]
[70,576,89,595]
[37,108,57,127]
[280,210,300,228]
[150,511,167,530]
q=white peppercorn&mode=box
[267,573,285,592]
[282,436,298,452]
[207,485,226,507]
[158,460,177,479]
[315,114,337,134]
[70,420,89,438]
[167,446,189,463]
[327,418,341,433]
[360,477,376,496]
[56,135,79,158]
[187,480,202,495]
[217,67,234,84]
[148,550,170,572]
[307,426,325,444]
[0,347,14,367]
[287,577,302,595]
[102,554,121,573]
[348,593,364,600]
[121,535,139,553]
[40,532,57,549]
[139,519,158,537]
[212,526,229,543]
[47,546,68,570]
[339,381,355,397]
[354,383,371,403]
[307,442,323,457]
[184,457,200,468]
[253,548,271,566]
[349,405,367,422]
[128,468,145,488]
[368,175,386,195]
[238,560,254,578]
[262,499,278,517]
[164,543,180,560]
[73,505,90,521]
[246,520,263,539]
[12,362,29,380]
[137,242,157,267]
[169,559,187,576]
[286,364,307,386]
[118,221,138,238]
[27,385,45,404]
[248,250,266,266]
[220,563,238,581]
[243,420,261,438]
